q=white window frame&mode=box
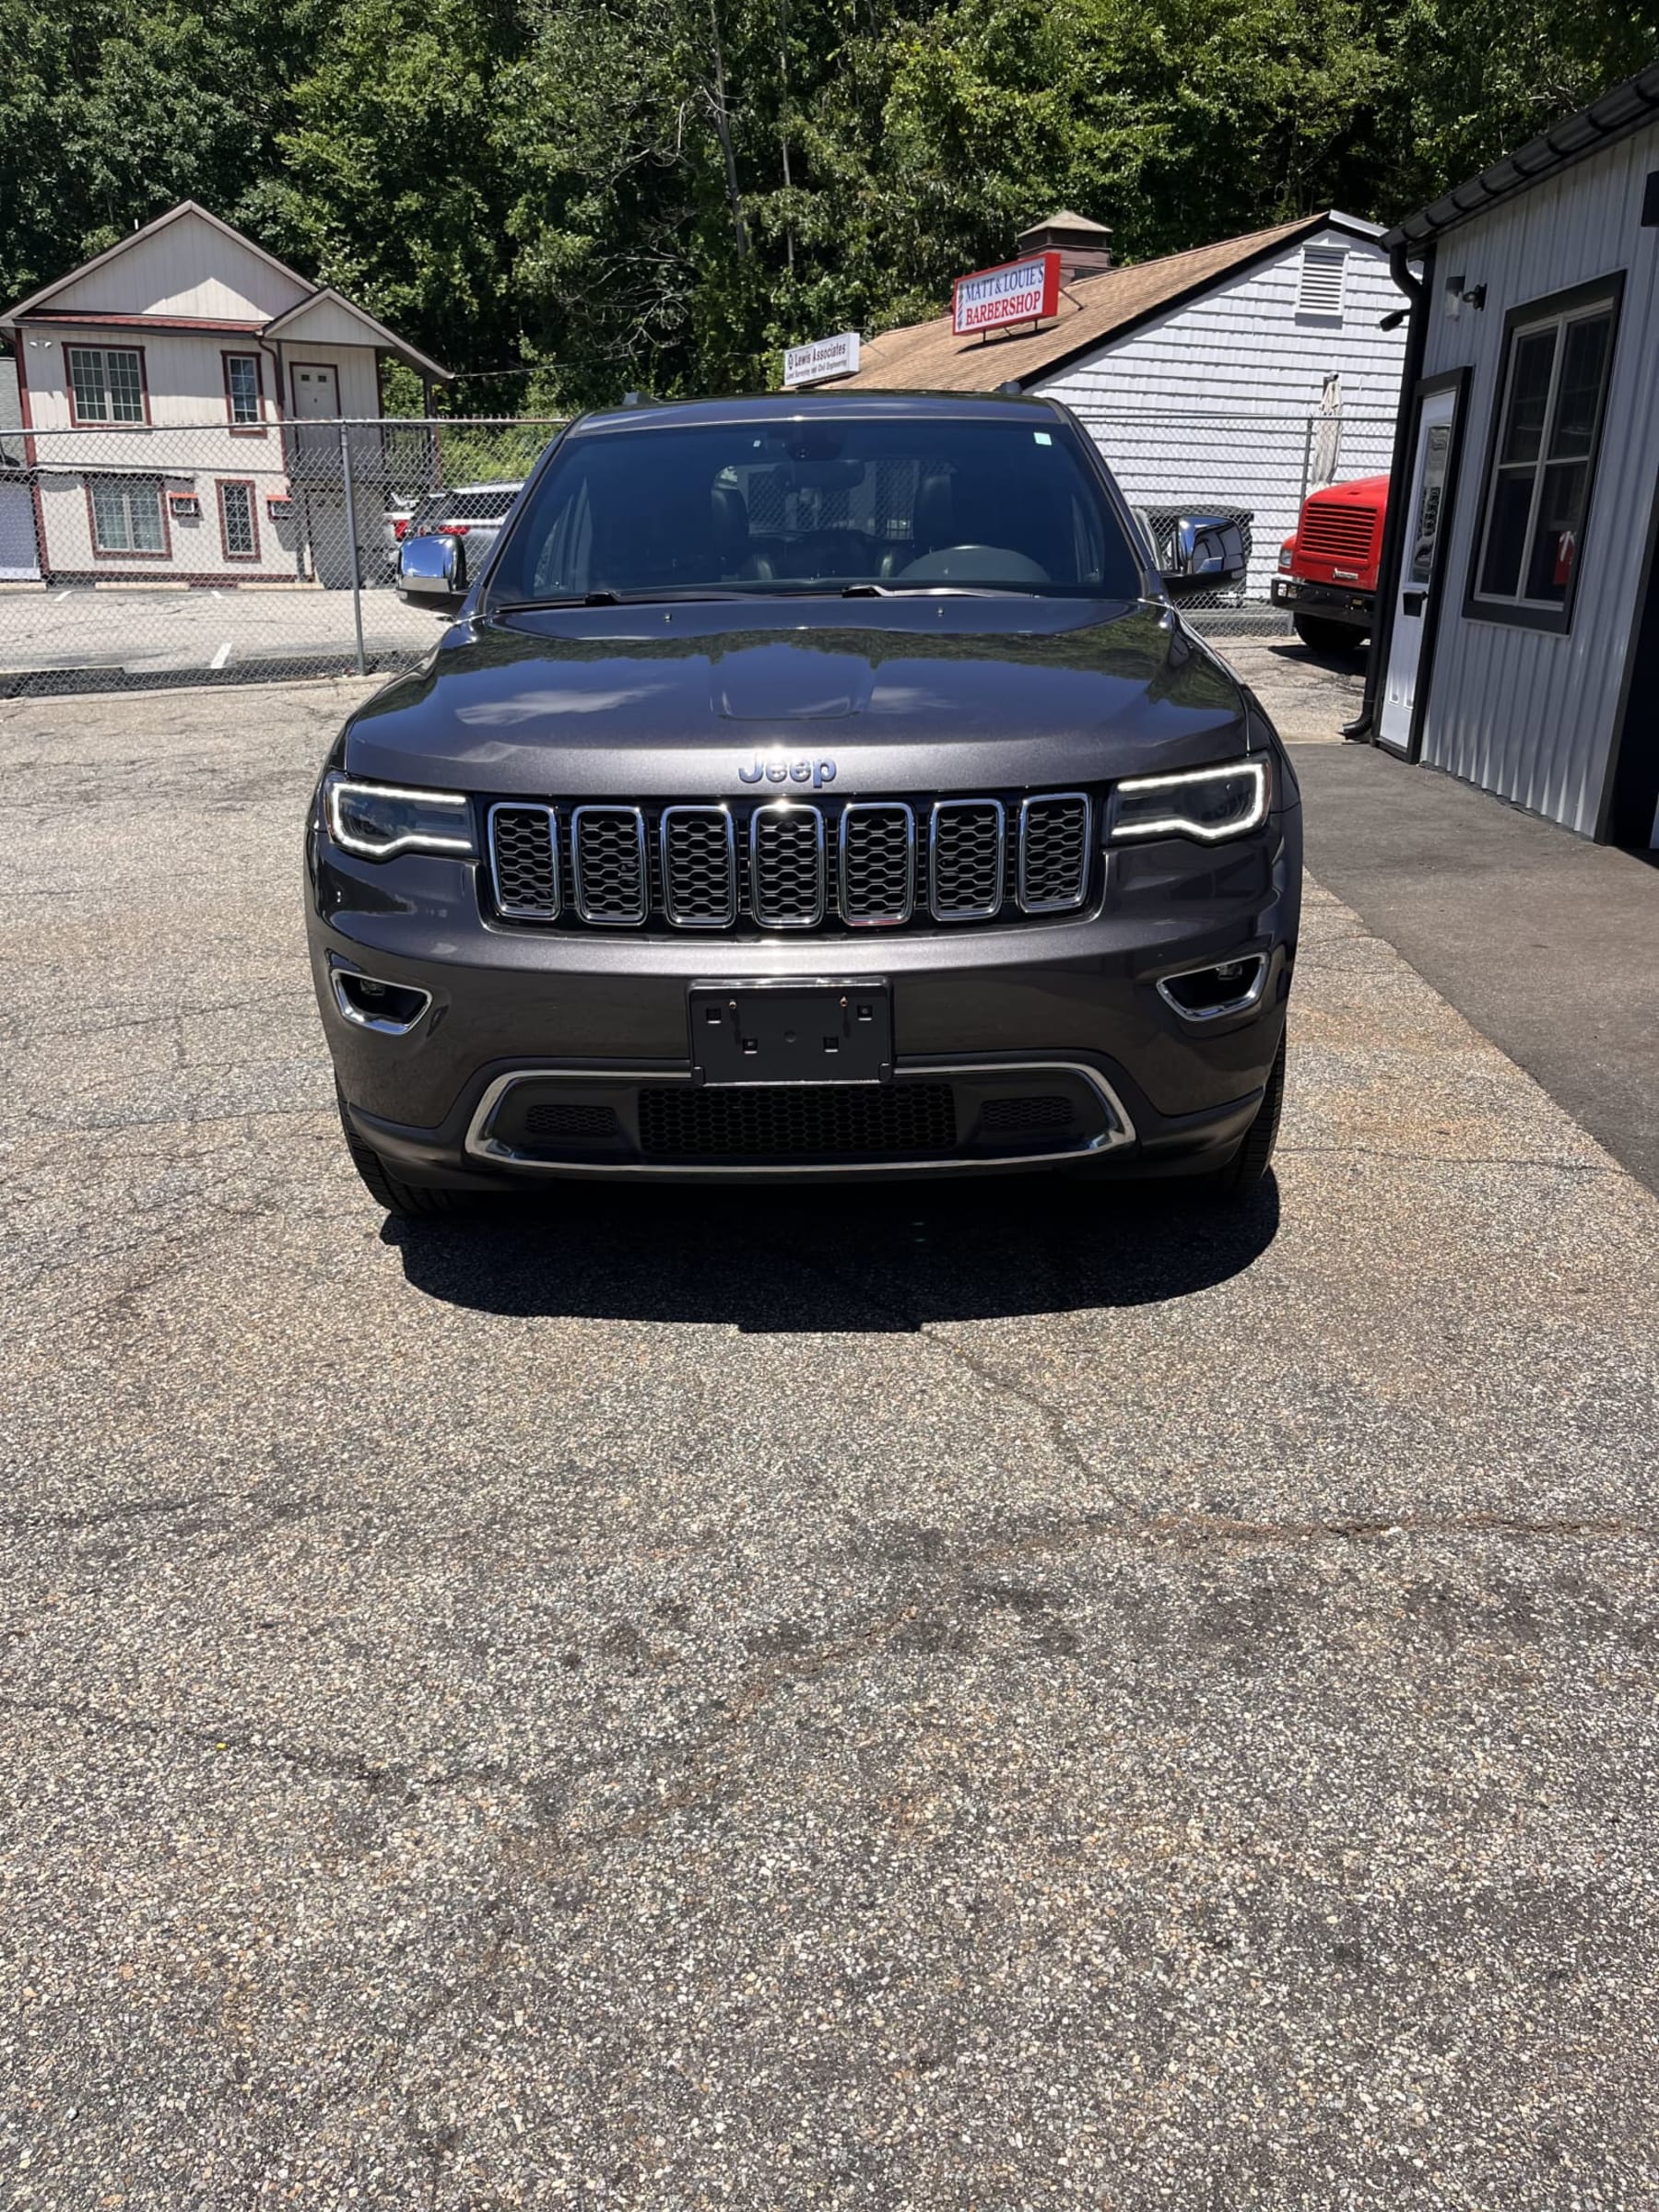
[66,346,148,426]
[217,478,259,560]
[88,476,167,555]
[224,353,264,429]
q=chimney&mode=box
[1015,210,1114,284]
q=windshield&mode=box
[487,415,1142,604]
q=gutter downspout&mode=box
[1342,237,1434,741]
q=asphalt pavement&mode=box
[3,679,1657,2209]
[0,581,441,687]
[1294,740,1659,1196]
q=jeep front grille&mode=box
[660,806,737,928]
[487,788,1099,935]
[750,802,825,928]
[840,803,915,926]
[488,803,559,919]
[571,806,647,925]
[1018,794,1090,912]
[930,799,1005,920]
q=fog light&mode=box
[1157,953,1268,1020]
[331,967,431,1033]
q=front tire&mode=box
[1293,613,1367,655]
[1206,1032,1286,1200]
[336,1089,472,1218]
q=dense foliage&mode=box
[1,0,1653,406]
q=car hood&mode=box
[344,598,1260,797]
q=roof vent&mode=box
[1014,209,1113,283]
[1296,244,1347,319]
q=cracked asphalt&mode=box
[3,680,1658,2210]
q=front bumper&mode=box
[308,807,1300,1184]
[1270,576,1374,628]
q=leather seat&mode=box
[712,483,772,581]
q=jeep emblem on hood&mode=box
[738,753,837,789]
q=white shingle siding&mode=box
[1412,124,1659,837]
[1035,224,1409,592]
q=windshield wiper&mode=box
[844,582,1046,598]
[493,591,619,610]
[494,588,763,613]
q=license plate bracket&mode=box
[690,980,892,1086]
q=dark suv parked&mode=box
[307,393,1299,1214]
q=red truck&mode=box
[1271,472,1388,655]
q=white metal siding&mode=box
[45,214,309,323]
[272,299,390,350]
[1036,226,1408,591]
[24,330,384,579]
[21,326,283,438]
[1416,125,1659,835]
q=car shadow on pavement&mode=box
[385,1173,1279,1330]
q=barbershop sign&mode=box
[952,250,1062,337]
[782,331,862,387]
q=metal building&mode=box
[1359,64,1659,848]
[841,211,1408,600]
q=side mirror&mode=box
[397,531,467,614]
[1161,513,1247,601]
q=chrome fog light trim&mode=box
[330,964,433,1035]
[1156,951,1269,1022]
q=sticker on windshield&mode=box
[1033,431,1053,446]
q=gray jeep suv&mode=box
[306,392,1299,1215]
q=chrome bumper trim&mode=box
[463,1059,1137,1175]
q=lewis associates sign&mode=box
[952,250,1062,337]
[782,332,862,387]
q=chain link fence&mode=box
[0,406,1396,695]
[0,418,563,695]
[1069,404,1398,628]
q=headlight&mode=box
[1277,539,1296,571]
[1107,759,1269,845]
[323,774,476,860]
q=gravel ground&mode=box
[2,681,1656,2209]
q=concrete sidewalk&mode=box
[1292,740,1659,1194]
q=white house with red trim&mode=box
[0,201,448,585]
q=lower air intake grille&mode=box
[638,1082,956,1159]
[488,805,559,918]
[980,1095,1076,1136]
[523,1101,620,1140]
[572,806,647,924]
[1019,794,1090,912]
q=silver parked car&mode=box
[394,482,524,591]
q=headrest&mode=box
[711,482,749,558]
